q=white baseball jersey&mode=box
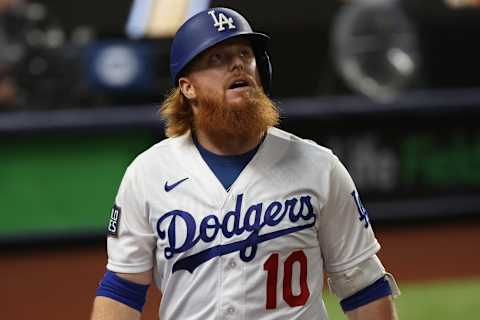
[106,127,381,320]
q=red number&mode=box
[263,253,279,309]
[263,250,310,309]
[283,250,310,307]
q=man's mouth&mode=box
[228,79,251,90]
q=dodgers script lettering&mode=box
[156,194,317,273]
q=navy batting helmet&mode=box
[170,7,272,93]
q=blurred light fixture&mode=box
[331,0,421,102]
[126,0,211,39]
[445,0,480,9]
[85,41,156,93]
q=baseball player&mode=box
[91,7,400,320]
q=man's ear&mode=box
[179,77,196,100]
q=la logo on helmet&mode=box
[208,10,236,32]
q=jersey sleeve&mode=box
[106,162,156,273]
[318,156,381,274]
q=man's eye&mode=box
[210,53,223,63]
[240,50,252,58]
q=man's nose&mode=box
[230,54,245,71]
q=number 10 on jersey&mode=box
[263,250,310,309]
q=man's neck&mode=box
[194,129,265,156]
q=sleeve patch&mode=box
[107,204,122,237]
[351,190,370,228]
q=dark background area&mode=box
[26,0,480,101]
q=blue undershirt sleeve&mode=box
[96,270,150,312]
[340,276,392,312]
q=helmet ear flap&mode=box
[253,48,272,95]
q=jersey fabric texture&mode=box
[106,127,381,320]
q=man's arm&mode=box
[346,295,398,320]
[91,296,142,320]
[90,270,153,320]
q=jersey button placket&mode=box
[216,194,229,319]
[218,194,243,319]
[228,260,236,269]
[221,257,242,319]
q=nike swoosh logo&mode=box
[164,177,189,192]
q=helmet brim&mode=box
[174,32,270,84]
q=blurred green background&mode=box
[0,130,156,238]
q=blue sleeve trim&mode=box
[340,276,392,312]
[96,270,149,312]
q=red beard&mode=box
[193,86,279,145]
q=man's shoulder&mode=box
[129,133,192,169]
[267,127,335,159]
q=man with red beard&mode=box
[172,35,279,158]
[91,7,399,320]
